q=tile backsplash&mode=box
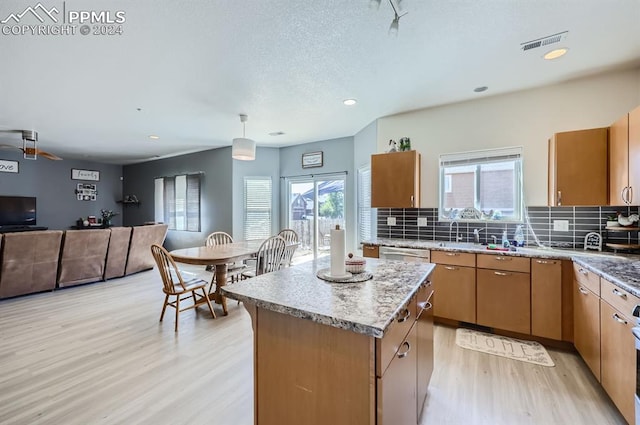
[376,206,639,251]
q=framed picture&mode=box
[71,168,100,181]
[0,159,19,173]
[302,151,323,168]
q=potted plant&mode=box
[606,214,619,228]
[100,209,119,228]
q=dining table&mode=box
[169,240,265,315]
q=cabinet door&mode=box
[531,259,562,340]
[549,128,609,206]
[377,323,417,425]
[573,280,601,381]
[600,300,636,425]
[416,285,433,419]
[610,113,629,205]
[629,105,640,204]
[432,264,476,323]
[371,151,420,208]
[476,269,531,334]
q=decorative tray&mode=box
[316,268,373,283]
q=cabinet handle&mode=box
[445,253,459,257]
[557,191,562,206]
[578,286,589,295]
[621,187,628,204]
[444,266,458,271]
[495,256,511,261]
[629,186,633,204]
[612,288,627,300]
[612,313,628,325]
[536,260,555,264]
[578,268,588,275]
[410,195,414,207]
[364,246,376,250]
[397,341,411,358]
[397,308,411,323]
[425,301,433,311]
[494,271,509,276]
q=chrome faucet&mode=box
[449,220,460,242]
[473,228,484,244]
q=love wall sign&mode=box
[0,160,19,173]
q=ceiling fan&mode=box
[0,129,62,160]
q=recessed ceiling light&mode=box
[543,48,568,60]
[149,135,160,140]
[343,99,357,106]
[473,86,488,93]
[269,131,285,136]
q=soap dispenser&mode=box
[501,230,510,248]
[514,225,525,247]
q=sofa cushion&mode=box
[0,230,63,298]
[57,229,111,287]
[125,224,168,275]
[104,226,132,280]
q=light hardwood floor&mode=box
[0,266,627,425]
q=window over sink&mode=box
[439,147,523,222]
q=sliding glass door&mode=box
[286,175,346,261]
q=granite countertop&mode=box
[365,238,640,298]
[220,257,435,339]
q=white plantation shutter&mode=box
[244,177,272,240]
[358,165,372,243]
[154,173,201,231]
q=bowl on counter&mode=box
[345,253,366,274]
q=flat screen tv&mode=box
[0,196,37,227]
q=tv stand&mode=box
[0,226,48,233]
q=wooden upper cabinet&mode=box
[611,105,640,205]
[372,151,421,208]
[548,128,608,206]
[630,106,640,205]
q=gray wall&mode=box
[0,149,123,230]
[123,147,233,250]
[279,136,355,251]
[232,147,281,240]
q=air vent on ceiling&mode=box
[521,31,568,52]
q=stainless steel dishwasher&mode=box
[379,246,431,263]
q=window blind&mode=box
[244,177,272,240]
[357,165,372,243]
[154,173,201,232]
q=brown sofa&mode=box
[104,226,133,280]
[125,224,168,275]
[57,229,111,287]
[0,230,63,299]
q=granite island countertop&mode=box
[220,257,435,338]
[365,238,640,298]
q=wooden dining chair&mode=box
[151,244,216,332]
[278,228,299,267]
[241,235,287,280]
[204,231,246,282]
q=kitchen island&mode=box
[221,257,435,425]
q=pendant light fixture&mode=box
[232,114,256,161]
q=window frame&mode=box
[154,173,201,232]
[438,147,523,223]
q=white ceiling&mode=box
[1,0,639,164]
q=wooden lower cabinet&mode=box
[416,283,434,419]
[362,244,379,258]
[600,300,636,425]
[377,323,417,425]
[432,264,476,323]
[573,279,601,381]
[476,268,531,334]
[531,259,562,340]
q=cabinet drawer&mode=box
[431,250,475,267]
[601,278,639,320]
[573,262,600,296]
[376,296,417,377]
[477,253,530,273]
[416,280,433,318]
[362,244,379,258]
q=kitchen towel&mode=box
[330,225,346,277]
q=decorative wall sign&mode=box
[0,159,19,173]
[71,168,100,181]
[75,183,98,201]
[302,151,323,168]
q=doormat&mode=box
[455,328,555,367]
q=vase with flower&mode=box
[100,209,119,228]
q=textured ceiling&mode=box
[0,0,639,164]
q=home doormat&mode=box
[455,328,555,367]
